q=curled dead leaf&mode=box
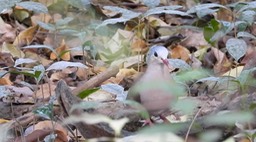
[0,21,16,44]
[131,38,147,53]
[13,25,39,47]
[170,45,190,61]
[50,39,70,61]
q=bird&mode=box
[128,45,176,121]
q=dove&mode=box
[128,45,176,117]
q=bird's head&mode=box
[146,45,169,66]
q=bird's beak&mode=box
[161,58,170,68]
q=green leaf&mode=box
[70,101,99,112]
[97,6,141,28]
[239,10,256,25]
[197,8,218,19]
[14,58,37,67]
[138,123,190,136]
[78,88,100,99]
[33,65,45,82]
[16,1,48,13]
[204,26,215,44]
[188,3,228,13]
[46,61,88,71]
[124,100,150,119]
[249,103,256,111]
[199,130,222,142]
[226,38,247,61]
[33,103,54,120]
[237,31,256,39]
[174,69,209,83]
[237,67,256,89]
[210,19,220,31]
[82,41,97,59]
[173,99,198,115]
[0,0,21,13]
[55,17,74,27]
[37,21,56,31]
[168,59,191,70]
[187,3,228,18]
[63,112,129,136]
[0,86,11,98]
[236,21,248,32]
[237,1,256,14]
[65,0,91,9]
[205,111,253,125]
[143,6,189,17]
[22,45,57,56]
[207,21,235,42]
[59,29,79,35]
[203,19,220,44]
[210,30,225,42]
[103,6,141,19]
[0,71,8,78]
[144,9,190,17]
[142,0,160,8]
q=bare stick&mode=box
[185,107,203,142]
[72,65,119,96]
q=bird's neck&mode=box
[146,61,169,78]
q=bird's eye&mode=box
[154,52,158,57]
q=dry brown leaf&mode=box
[17,129,52,142]
[91,0,116,7]
[190,54,202,69]
[242,48,256,70]
[0,19,16,44]
[1,42,25,58]
[23,121,68,142]
[13,25,39,47]
[115,68,138,84]
[36,83,56,99]
[50,39,70,61]
[76,68,88,81]
[106,29,134,53]
[31,13,52,26]
[212,48,232,75]
[13,7,30,22]
[117,68,138,77]
[34,121,67,135]
[38,0,56,7]
[111,55,144,68]
[2,86,34,104]
[0,119,9,124]
[180,30,209,48]
[223,66,244,77]
[92,66,107,74]
[170,45,190,61]
[35,121,68,142]
[25,51,53,66]
[0,77,12,85]
[217,8,233,21]
[6,86,34,96]
[103,68,138,85]
[43,32,63,48]
[131,38,147,53]
[49,68,79,83]
[83,89,115,101]
[0,52,14,67]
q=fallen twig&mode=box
[72,65,119,96]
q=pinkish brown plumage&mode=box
[128,45,176,116]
